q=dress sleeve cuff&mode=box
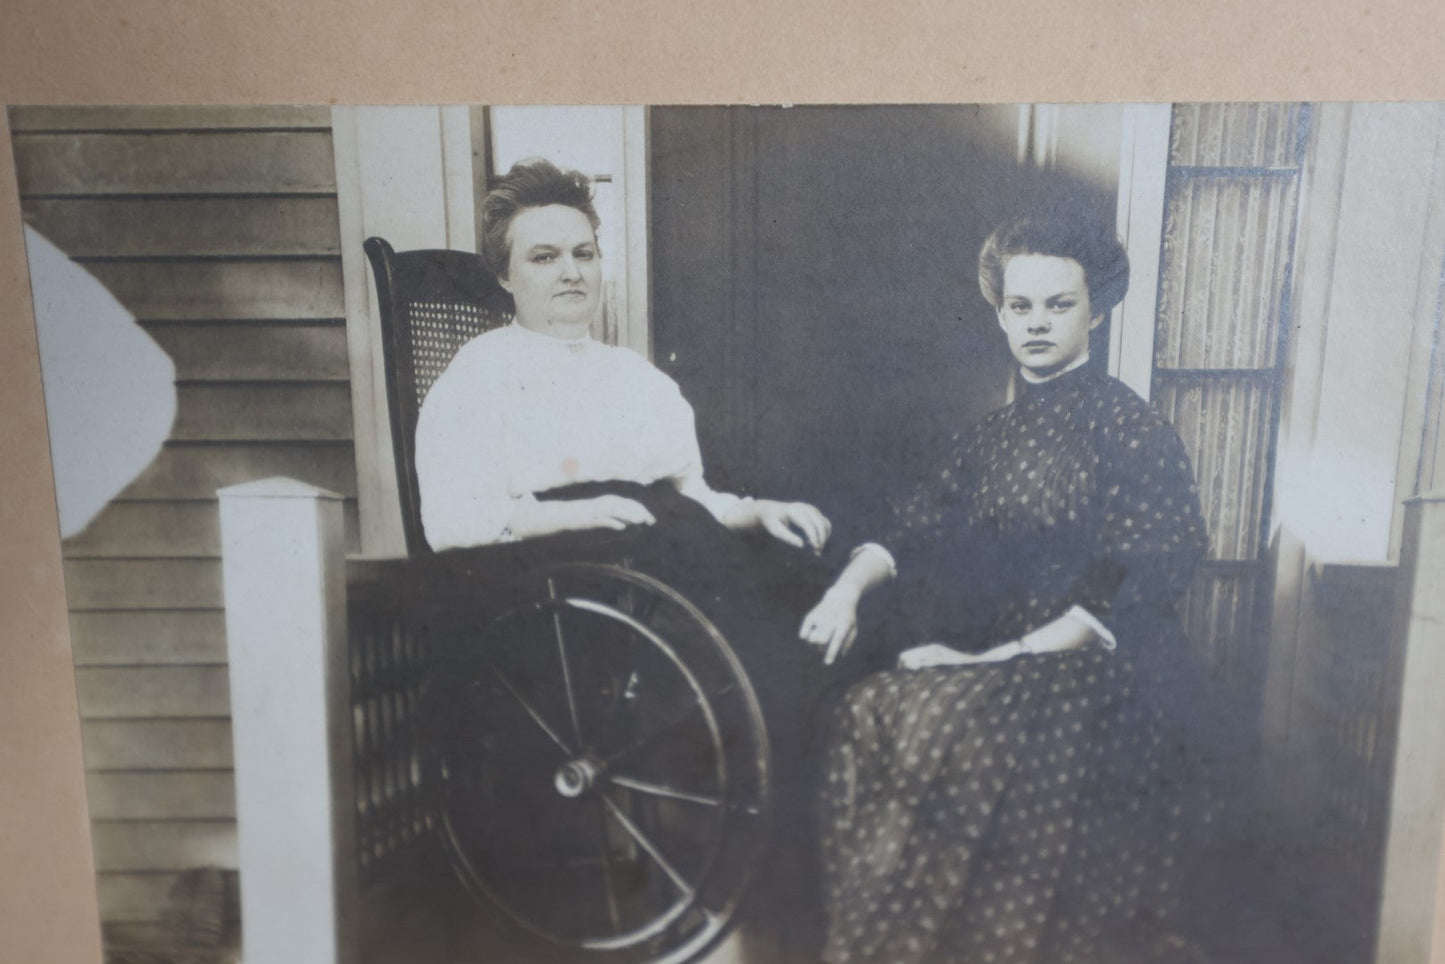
[1064,604,1117,651]
[677,477,745,526]
[851,542,897,578]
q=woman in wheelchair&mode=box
[415,156,829,556]
[799,211,1211,963]
[411,157,841,960]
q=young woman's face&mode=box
[502,204,602,332]
[996,254,1103,377]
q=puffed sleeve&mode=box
[414,346,529,550]
[872,424,978,562]
[649,367,743,524]
[1075,389,1210,631]
[856,424,1011,644]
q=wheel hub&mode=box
[554,753,606,798]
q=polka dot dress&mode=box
[819,369,1209,964]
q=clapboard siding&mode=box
[103,922,171,948]
[24,197,341,257]
[76,667,232,720]
[64,498,362,558]
[87,772,236,821]
[96,873,180,922]
[10,105,332,132]
[13,130,336,195]
[82,720,233,770]
[64,559,224,611]
[117,441,358,501]
[19,108,355,934]
[65,501,220,558]
[70,610,227,666]
[92,821,238,873]
[144,322,350,381]
[171,383,353,441]
[83,258,344,320]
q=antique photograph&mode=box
[10,101,1445,964]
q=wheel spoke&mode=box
[602,683,735,767]
[610,775,721,809]
[602,793,694,899]
[602,700,702,766]
[483,662,573,756]
[547,578,585,748]
[593,799,623,933]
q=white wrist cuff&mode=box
[852,543,897,577]
[1064,604,1117,651]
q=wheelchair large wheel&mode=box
[425,562,772,963]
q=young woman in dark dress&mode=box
[799,212,1211,963]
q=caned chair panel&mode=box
[363,237,514,557]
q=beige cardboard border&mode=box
[5,2,1445,960]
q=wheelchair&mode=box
[362,238,779,964]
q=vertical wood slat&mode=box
[349,594,435,884]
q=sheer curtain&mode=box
[1152,103,1311,722]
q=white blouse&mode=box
[414,323,741,550]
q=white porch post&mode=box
[1375,493,1445,964]
[218,478,357,964]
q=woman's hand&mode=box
[569,495,657,532]
[895,611,1104,670]
[800,586,860,665]
[730,499,832,553]
[897,641,1021,670]
[510,494,655,539]
[800,546,895,665]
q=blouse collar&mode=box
[1018,351,1091,385]
[508,320,592,352]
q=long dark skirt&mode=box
[516,482,849,952]
[819,644,1192,964]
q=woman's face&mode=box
[501,204,602,333]
[996,254,1103,378]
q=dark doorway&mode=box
[649,105,1118,540]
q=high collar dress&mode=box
[819,367,1210,964]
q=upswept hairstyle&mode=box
[479,158,601,279]
[977,211,1130,317]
